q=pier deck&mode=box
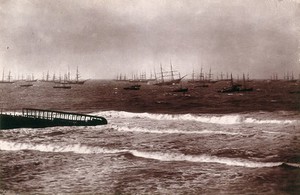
[0,108,107,130]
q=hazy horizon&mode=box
[1,0,299,80]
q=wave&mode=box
[93,111,296,125]
[0,140,126,154]
[0,140,285,168]
[130,150,282,168]
[110,125,240,135]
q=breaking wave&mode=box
[0,140,284,168]
[93,111,296,125]
[130,150,282,168]
[0,140,126,154]
[110,125,240,135]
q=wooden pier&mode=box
[22,108,104,122]
[0,108,107,130]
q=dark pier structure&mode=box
[0,108,107,130]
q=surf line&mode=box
[110,125,241,135]
[1,140,296,168]
[94,111,296,125]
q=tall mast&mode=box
[8,70,11,82]
[68,66,70,81]
[243,73,246,88]
[76,66,80,82]
[170,60,174,81]
[2,68,4,82]
[200,66,204,81]
[160,63,164,83]
[208,67,212,81]
[192,68,195,82]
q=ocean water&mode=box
[0,81,300,194]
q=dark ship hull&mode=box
[124,85,141,90]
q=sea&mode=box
[0,80,299,194]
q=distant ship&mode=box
[188,67,217,87]
[19,84,33,87]
[123,84,141,90]
[172,87,188,93]
[218,74,253,93]
[44,67,87,85]
[0,108,107,130]
[65,66,87,85]
[0,69,14,84]
[53,84,72,89]
[115,73,128,82]
[154,64,186,86]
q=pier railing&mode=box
[22,108,103,122]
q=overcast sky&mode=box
[0,0,299,79]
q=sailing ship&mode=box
[115,73,128,82]
[18,74,37,87]
[40,71,55,83]
[65,67,87,84]
[218,73,253,93]
[53,73,71,88]
[154,63,186,86]
[0,69,14,84]
[128,72,157,84]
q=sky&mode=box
[0,0,299,80]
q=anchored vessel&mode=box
[0,108,107,130]
[218,73,253,93]
[154,63,186,86]
[123,84,141,90]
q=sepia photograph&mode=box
[0,0,299,194]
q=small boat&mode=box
[20,84,33,87]
[53,84,71,89]
[172,87,188,93]
[124,85,141,90]
[0,108,107,130]
[218,84,242,93]
[66,80,87,85]
[289,91,300,94]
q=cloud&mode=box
[0,0,299,79]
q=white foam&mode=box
[94,111,243,124]
[0,140,282,168]
[0,140,126,154]
[93,111,296,125]
[110,125,240,135]
[130,150,282,168]
[244,118,295,124]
